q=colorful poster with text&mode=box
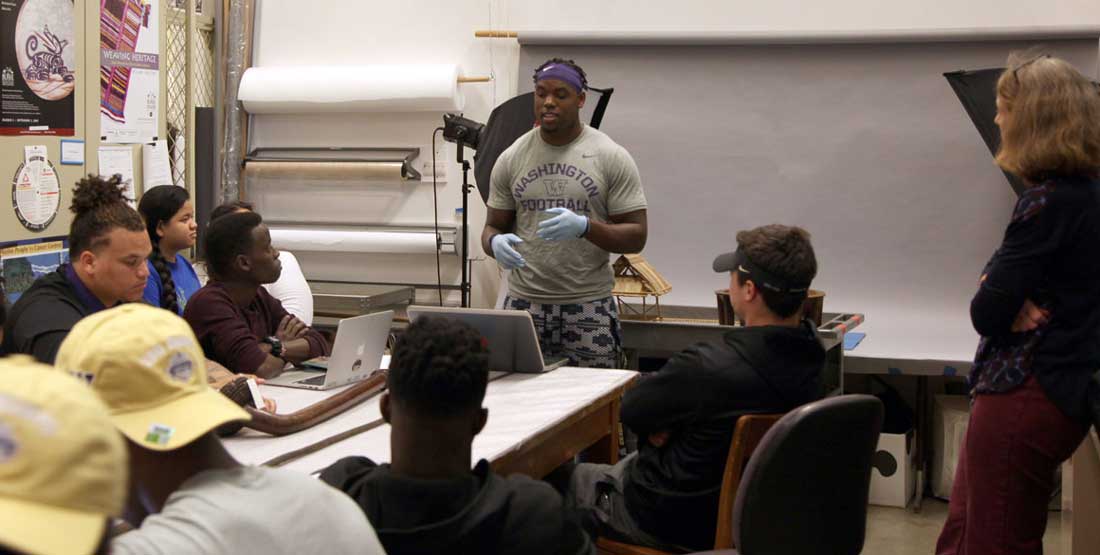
[100,0,159,143]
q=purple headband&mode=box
[535,63,585,93]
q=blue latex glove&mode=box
[536,207,589,241]
[491,233,526,269]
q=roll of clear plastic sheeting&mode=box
[243,161,412,189]
[238,64,464,114]
[269,228,455,255]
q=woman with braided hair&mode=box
[139,187,278,413]
[138,185,201,315]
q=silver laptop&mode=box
[265,310,394,390]
[406,306,568,373]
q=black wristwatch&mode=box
[264,336,283,358]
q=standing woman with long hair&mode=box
[138,185,201,315]
[937,52,1100,555]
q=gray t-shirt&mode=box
[488,125,647,304]
[111,466,385,555]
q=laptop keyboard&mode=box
[299,374,328,386]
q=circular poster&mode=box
[11,156,60,231]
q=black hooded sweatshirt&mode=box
[2,269,87,363]
[622,320,826,550]
[320,458,594,555]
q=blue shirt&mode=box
[142,254,202,315]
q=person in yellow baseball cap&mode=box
[55,304,386,555]
[0,356,127,555]
[55,303,250,451]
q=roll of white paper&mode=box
[243,160,411,185]
[238,64,464,114]
[269,228,452,255]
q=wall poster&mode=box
[0,0,77,135]
[12,144,61,231]
[0,237,67,305]
[100,0,159,143]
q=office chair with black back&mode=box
[687,394,884,555]
[598,414,784,555]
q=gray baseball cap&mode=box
[713,249,809,294]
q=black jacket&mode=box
[2,268,87,363]
[970,176,1100,426]
[622,320,826,550]
[320,458,594,555]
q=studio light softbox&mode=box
[472,88,615,203]
[946,68,1100,197]
[473,93,536,203]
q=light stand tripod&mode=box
[442,113,484,307]
[455,141,472,307]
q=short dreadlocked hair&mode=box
[533,57,588,91]
[69,174,145,257]
[204,211,263,281]
[388,316,489,418]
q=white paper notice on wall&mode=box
[98,146,137,207]
[24,145,47,165]
[142,139,173,187]
[23,145,47,192]
[61,140,85,165]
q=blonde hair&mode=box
[995,51,1100,183]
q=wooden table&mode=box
[224,367,638,478]
[1068,430,1100,554]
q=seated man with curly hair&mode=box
[3,174,150,362]
[320,316,594,555]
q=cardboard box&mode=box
[869,429,916,508]
[932,395,970,499]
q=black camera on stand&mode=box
[443,113,484,155]
[441,113,485,307]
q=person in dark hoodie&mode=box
[2,174,150,363]
[320,316,594,555]
[564,224,825,551]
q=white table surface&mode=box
[225,366,638,474]
[843,312,977,377]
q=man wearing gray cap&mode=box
[563,224,827,551]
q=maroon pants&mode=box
[936,375,1087,555]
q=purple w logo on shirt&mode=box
[544,179,569,196]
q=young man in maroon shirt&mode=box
[184,211,328,378]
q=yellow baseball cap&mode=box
[0,356,127,555]
[54,304,249,451]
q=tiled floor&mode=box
[863,498,1065,555]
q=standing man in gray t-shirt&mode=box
[483,58,648,368]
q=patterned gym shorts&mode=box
[503,295,623,369]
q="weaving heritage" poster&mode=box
[0,0,76,135]
[100,0,159,143]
